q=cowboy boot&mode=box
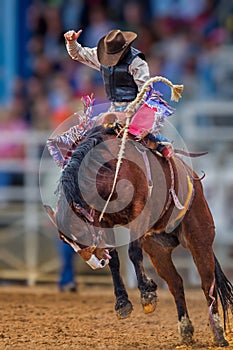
[160,144,174,159]
[147,133,174,158]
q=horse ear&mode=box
[44,205,56,225]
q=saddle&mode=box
[97,111,172,158]
[97,112,155,143]
[97,111,208,159]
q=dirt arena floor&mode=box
[0,285,233,350]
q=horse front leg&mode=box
[128,239,158,314]
[109,249,133,319]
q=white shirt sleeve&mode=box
[65,41,150,91]
[65,40,101,71]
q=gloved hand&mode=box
[64,29,82,42]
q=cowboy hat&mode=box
[97,29,137,66]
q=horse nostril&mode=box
[100,259,106,266]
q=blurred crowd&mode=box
[0,0,233,188]
[4,0,233,132]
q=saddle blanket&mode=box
[129,97,174,136]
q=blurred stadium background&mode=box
[0,0,232,288]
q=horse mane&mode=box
[57,126,106,206]
[54,126,107,237]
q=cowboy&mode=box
[47,29,173,168]
[65,29,149,109]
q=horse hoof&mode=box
[141,291,158,314]
[213,338,229,347]
[181,335,195,345]
[178,314,194,345]
[211,313,229,347]
[143,303,157,314]
[116,301,133,320]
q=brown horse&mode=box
[45,124,233,347]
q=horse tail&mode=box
[214,254,233,329]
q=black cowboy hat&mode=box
[97,29,137,66]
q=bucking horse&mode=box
[44,77,233,347]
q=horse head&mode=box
[44,202,111,270]
[44,124,149,269]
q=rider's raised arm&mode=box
[65,35,100,71]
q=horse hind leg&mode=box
[184,245,229,346]
[211,255,233,347]
[196,258,229,347]
[182,213,229,346]
[128,239,158,314]
[143,233,194,345]
[207,277,228,347]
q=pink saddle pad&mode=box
[129,103,157,136]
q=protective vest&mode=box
[100,47,146,102]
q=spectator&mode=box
[81,4,115,47]
[58,240,77,292]
[0,98,29,202]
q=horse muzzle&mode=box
[60,234,110,269]
[86,254,109,270]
